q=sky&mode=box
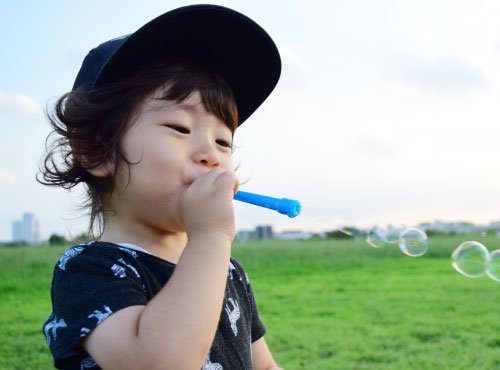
[2,0,500,241]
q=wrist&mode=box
[187,229,233,247]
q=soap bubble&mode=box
[366,227,387,248]
[486,249,500,282]
[339,227,354,236]
[451,241,490,278]
[398,228,428,257]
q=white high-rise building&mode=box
[12,220,23,242]
[12,213,40,244]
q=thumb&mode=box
[233,177,240,196]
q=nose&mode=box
[192,140,220,168]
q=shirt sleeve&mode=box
[43,245,148,365]
[231,258,266,342]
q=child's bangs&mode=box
[156,65,239,134]
[199,85,239,134]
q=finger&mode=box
[213,170,238,194]
[233,177,240,195]
[188,168,225,192]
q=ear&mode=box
[83,160,114,179]
[70,140,116,179]
[86,165,111,178]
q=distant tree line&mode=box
[48,232,88,246]
[325,227,364,239]
[48,234,67,245]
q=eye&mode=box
[216,139,232,148]
[165,124,190,134]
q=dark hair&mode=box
[38,61,239,238]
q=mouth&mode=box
[184,169,210,187]
[184,176,201,188]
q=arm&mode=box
[252,337,284,370]
[82,169,238,370]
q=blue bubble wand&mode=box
[233,191,301,218]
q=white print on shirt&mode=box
[80,357,97,369]
[57,247,84,270]
[80,241,96,246]
[225,298,240,336]
[111,258,140,279]
[44,315,67,345]
[80,327,90,338]
[228,261,236,280]
[119,258,140,277]
[202,352,223,370]
[111,263,127,278]
[117,246,139,258]
[88,306,113,325]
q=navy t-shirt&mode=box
[42,241,266,369]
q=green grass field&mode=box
[0,235,499,369]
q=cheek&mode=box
[130,156,174,189]
[115,143,172,186]
[121,123,147,159]
[127,133,175,172]
[221,155,235,173]
[131,147,185,193]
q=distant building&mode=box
[415,219,500,235]
[12,213,40,244]
[235,230,255,243]
[255,225,273,240]
[276,230,313,240]
[235,225,274,242]
[12,220,23,242]
[235,226,319,242]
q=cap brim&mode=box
[93,5,281,125]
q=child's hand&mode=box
[181,168,239,242]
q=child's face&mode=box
[109,88,235,233]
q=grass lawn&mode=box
[0,234,499,369]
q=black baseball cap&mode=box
[73,4,281,125]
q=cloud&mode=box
[381,54,486,92]
[350,136,397,159]
[276,46,310,91]
[0,169,16,185]
[0,90,44,119]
